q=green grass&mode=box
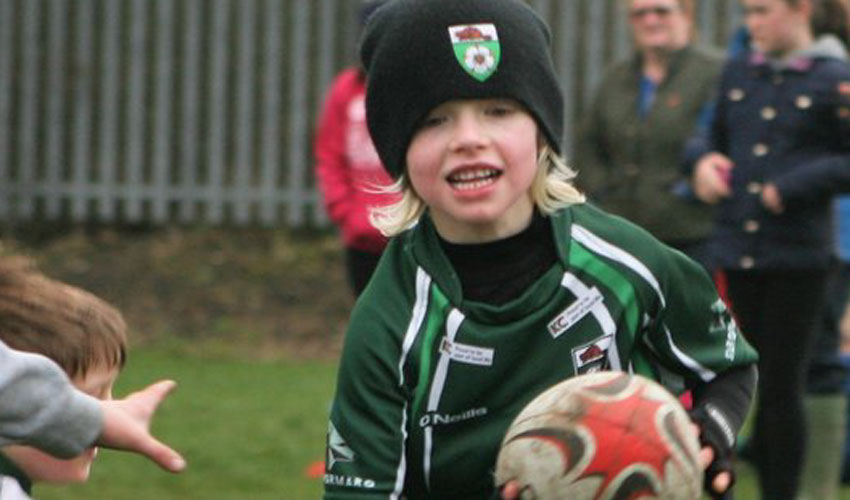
[30,344,850,499]
[37,346,337,500]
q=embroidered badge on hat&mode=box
[448,24,500,82]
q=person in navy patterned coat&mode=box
[688,0,850,497]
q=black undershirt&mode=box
[437,212,558,306]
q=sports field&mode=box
[30,342,850,500]
[7,226,850,499]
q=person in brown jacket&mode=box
[576,0,722,268]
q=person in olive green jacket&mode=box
[576,0,722,267]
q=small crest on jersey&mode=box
[709,299,739,361]
[327,422,354,470]
[440,337,494,366]
[447,23,501,82]
[548,287,603,338]
[571,335,613,374]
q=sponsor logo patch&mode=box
[571,335,613,374]
[439,338,494,366]
[548,287,603,338]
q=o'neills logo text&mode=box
[419,407,487,428]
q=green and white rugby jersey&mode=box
[324,203,757,499]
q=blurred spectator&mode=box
[576,0,720,267]
[806,196,850,500]
[314,0,396,297]
[688,0,850,497]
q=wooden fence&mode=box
[0,0,742,228]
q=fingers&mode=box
[693,154,733,204]
[699,445,733,496]
[127,380,184,472]
[132,380,178,412]
[139,438,187,473]
[501,480,519,499]
[98,379,186,473]
[699,445,714,468]
[712,471,732,494]
[760,184,784,214]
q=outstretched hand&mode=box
[97,380,186,473]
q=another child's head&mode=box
[360,0,584,238]
[743,0,849,54]
[0,256,127,484]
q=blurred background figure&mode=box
[689,0,850,497]
[801,194,850,500]
[314,0,395,297]
[726,21,850,500]
[576,0,721,268]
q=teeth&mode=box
[448,168,499,182]
[454,179,494,191]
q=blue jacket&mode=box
[838,197,850,261]
[695,36,850,270]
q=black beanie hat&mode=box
[360,0,564,179]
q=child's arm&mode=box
[0,340,101,457]
[690,364,758,496]
[0,340,186,473]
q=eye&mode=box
[419,113,447,129]
[485,101,517,117]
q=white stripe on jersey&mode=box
[0,476,29,500]
[665,325,716,382]
[572,225,715,381]
[571,224,665,308]
[392,267,432,500]
[560,272,623,371]
[398,268,431,386]
[423,308,465,487]
[390,406,409,500]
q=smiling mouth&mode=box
[447,168,502,191]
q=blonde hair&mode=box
[370,145,585,237]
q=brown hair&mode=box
[811,0,850,47]
[0,256,127,379]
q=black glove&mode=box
[689,403,737,499]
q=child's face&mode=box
[406,98,539,242]
[2,365,119,484]
[742,0,810,55]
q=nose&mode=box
[448,110,488,152]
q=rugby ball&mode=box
[495,371,702,499]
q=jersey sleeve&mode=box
[641,246,758,386]
[324,283,412,498]
[0,340,102,457]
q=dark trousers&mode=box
[726,268,831,500]
[807,263,850,395]
[345,247,382,297]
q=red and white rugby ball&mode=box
[495,371,702,499]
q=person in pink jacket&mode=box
[314,0,397,296]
